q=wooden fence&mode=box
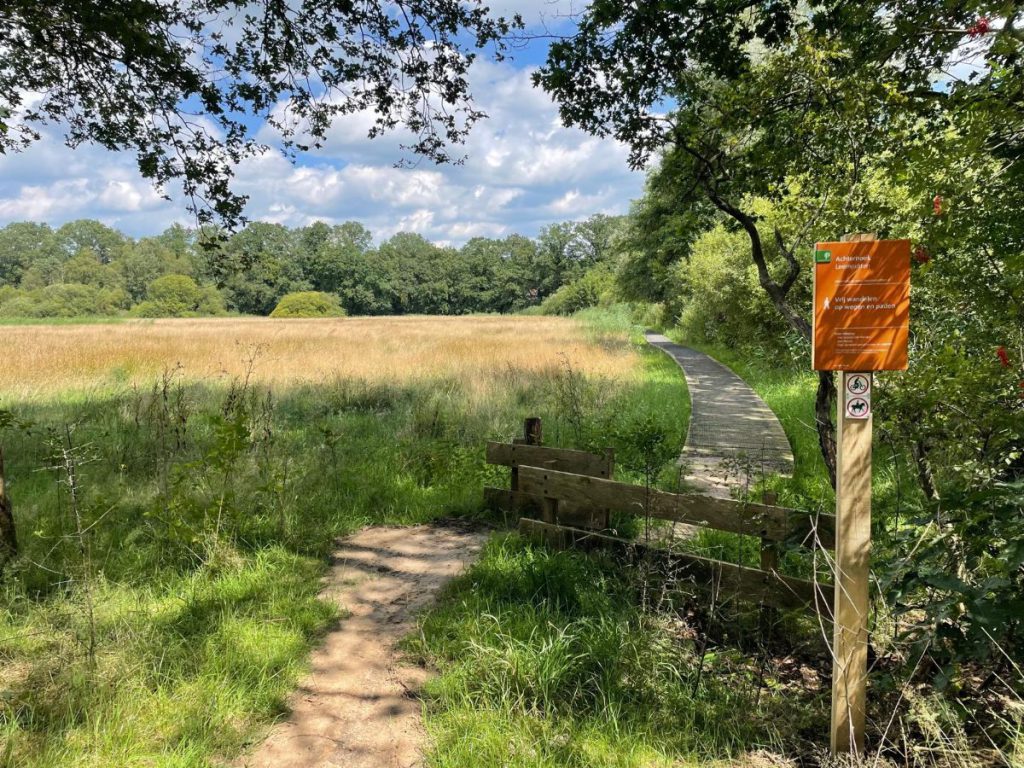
[484,420,615,529]
[484,419,834,615]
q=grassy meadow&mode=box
[0,315,636,402]
[0,308,691,767]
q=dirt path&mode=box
[646,332,793,498]
[239,524,487,768]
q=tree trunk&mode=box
[815,372,838,488]
[911,439,940,502]
[0,446,16,571]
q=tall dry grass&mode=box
[0,315,637,401]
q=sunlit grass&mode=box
[411,533,820,768]
[0,315,636,403]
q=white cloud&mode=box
[0,45,645,244]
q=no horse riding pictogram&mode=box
[846,397,870,418]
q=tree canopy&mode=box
[0,1,520,226]
[537,0,1023,486]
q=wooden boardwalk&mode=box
[646,332,794,498]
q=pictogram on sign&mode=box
[846,397,870,419]
[843,372,872,420]
[846,374,871,396]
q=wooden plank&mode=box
[483,487,543,515]
[486,442,613,479]
[485,487,604,528]
[519,518,831,614]
[831,369,873,754]
[518,466,835,549]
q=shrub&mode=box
[134,274,225,317]
[0,283,129,318]
[675,223,794,359]
[270,291,346,318]
[540,269,616,316]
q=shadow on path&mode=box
[239,524,486,768]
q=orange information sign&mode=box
[812,239,910,371]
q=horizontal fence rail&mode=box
[486,438,615,529]
[485,441,614,478]
[517,466,835,550]
[519,519,831,614]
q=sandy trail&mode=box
[239,524,487,768]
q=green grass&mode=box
[0,308,691,767]
[410,533,825,768]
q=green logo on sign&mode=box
[815,249,832,264]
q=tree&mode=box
[55,220,127,263]
[0,1,520,226]
[218,223,306,314]
[377,233,452,314]
[118,239,194,302]
[534,216,626,300]
[298,221,374,295]
[536,2,1023,486]
[0,222,61,286]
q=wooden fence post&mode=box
[511,417,542,492]
[759,489,780,638]
[0,446,16,570]
[524,417,543,447]
[831,233,875,755]
[603,448,615,529]
[760,490,779,575]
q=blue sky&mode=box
[0,1,647,245]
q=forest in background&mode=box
[0,215,624,320]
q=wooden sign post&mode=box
[813,234,910,755]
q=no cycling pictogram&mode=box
[846,374,871,396]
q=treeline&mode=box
[0,216,625,319]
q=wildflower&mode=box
[933,194,943,216]
[913,246,931,264]
[996,346,1010,367]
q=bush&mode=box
[134,274,225,317]
[540,269,616,316]
[675,222,796,360]
[0,283,129,318]
[270,291,346,318]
